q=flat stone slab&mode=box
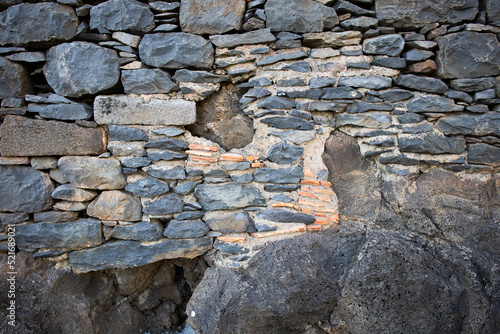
[94,96,196,125]
[0,57,33,99]
[68,237,212,273]
[194,183,266,210]
[0,116,106,156]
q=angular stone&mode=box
[33,211,78,223]
[231,174,254,184]
[346,101,394,113]
[261,116,314,130]
[397,113,425,124]
[179,0,245,35]
[407,96,464,113]
[0,3,78,46]
[144,138,188,151]
[108,142,145,157]
[436,32,500,79]
[267,142,304,165]
[380,89,414,102]
[338,76,392,90]
[0,212,29,225]
[174,211,205,221]
[142,193,184,216]
[94,96,196,126]
[163,219,209,239]
[194,183,265,211]
[336,114,392,129]
[120,157,151,168]
[52,184,97,202]
[468,143,500,167]
[222,162,251,171]
[152,127,185,137]
[277,79,307,87]
[309,77,337,89]
[256,51,308,66]
[254,166,303,184]
[269,130,316,145]
[173,181,202,195]
[16,219,102,249]
[53,201,88,212]
[113,221,162,241]
[69,237,212,273]
[375,0,478,29]
[371,57,406,69]
[109,125,148,141]
[173,69,229,84]
[143,165,186,180]
[210,28,276,48]
[402,124,434,134]
[398,135,466,154]
[213,239,249,254]
[139,33,213,69]
[111,31,141,47]
[285,89,323,99]
[363,34,405,57]
[341,16,378,31]
[436,113,500,137]
[0,57,33,99]
[394,74,448,93]
[125,177,170,197]
[44,42,120,98]
[122,69,177,94]
[465,105,489,113]
[450,77,495,92]
[255,209,315,224]
[148,151,187,162]
[87,190,142,221]
[243,87,272,99]
[444,90,473,104]
[90,0,154,33]
[206,212,256,233]
[0,166,54,213]
[486,0,500,25]
[265,0,338,33]
[5,51,46,63]
[58,157,126,190]
[257,96,296,109]
[403,49,434,63]
[264,184,300,192]
[335,0,375,16]
[321,87,363,99]
[303,31,362,48]
[27,103,92,121]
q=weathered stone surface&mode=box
[94,96,196,126]
[265,0,338,33]
[303,31,362,48]
[5,51,45,63]
[148,151,187,162]
[90,0,154,33]
[194,183,265,211]
[53,201,88,212]
[16,219,102,249]
[0,3,78,46]
[213,239,249,254]
[267,142,304,165]
[44,42,120,97]
[206,212,256,233]
[142,193,184,216]
[112,221,162,241]
[108,142,145,157]
[336,113,392,129]
[380,89,414,102]
[139,33,213,69]
[375,0,478,29]
[341,16,378,31]
[269,130,316,145]
[163,219,209,239]
[0,212,29,225]
[0,166,53,213]
[152,127,185,137]
[144,138,188,151]
[122,69,177,94]
[256,51,307,66]
[486,0,500,25]
[210,28,276,48]
[338,76,392,90]
[468,143,500,167]
[407,96,464,113]
[450,77,495,92]
[346,101,394,113]
[173,69,229,84]
[52,184,97,202]
[33,211,78,223]
[363,34,404,57]
[69,237,212,272]
[27,103,92,121]
[437,113,500,137]
[109,125,148,142]
[143,165,186,180]
[255,209,315,224]
[321,86,363,99]
[403,49,434,63]
[257,96,296,109]
[254,166,303,184]
[121,156,150,168]
[58,157,126,190]
[398,134,466,154]
[261,116,314,130]
[87,190,142,221]
[371,57,406,69]
[125,177,170,197]
[0,57,33,99]
[394,74,448,93]
[436,32,500,79]
[173,181,202,195]
[174,211,205,221]
[179,0,245,35]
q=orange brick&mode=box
[250,224,306,238]
[307,225,322,231]
[301,179,321,186]
[303,166,314,177]
[271,202,299,210]
[217,235,247,243]
[298,199,325,207]
[188,144,218,152]
[191,156,218,162]
[300,186,311,192]
[186,162,210,167]
[298,191,318,199]
[301,208,313,214]
[314,219,329,225]
[315,213,327,218]
[311,188,335,195]
[315,208,337,214]
[251,163,265,168]
[318,195,332,203]
[220,153,244,162]
[320,181,332,187]
[185,150,213,157]
[245,155,259,162]
[328,214,340,223]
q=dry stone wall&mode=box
[0,0,499,274]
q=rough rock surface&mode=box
[121,69,177,94]
[90,0,155,33]
[0,57,33,99]
[194,183,265,210]
[87,190,142,221]
[58,157,127,190]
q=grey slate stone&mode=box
[209,28,276,48]
[243,87,272,99]
[309,77,337,89]
[173,69,229,83]
[254,166,303,184]
[363,34,405,57]
[52,184,97,202]
[272,194,293,203]
[87,190,142,221]
[280,61,312,73]
[69,237,212,272]
[206,212,256,233]
[265,0,339,33]
[152,127,185,137]
[147,151,187,162]
[336,114,392,129]
[277,79,307,87]
[261,116,314,130]
[407,96,464,113]
[486,0,500,25]
[222,162,251,171]
[371,57,406,69]
[149,1,180,11]
[43,42,120,98]
[444,89,473,103]
[398,135,466,154]
[28,103,92,121]
[379,154,419,166]
[403,49,434,63]
[285,89,323,99]
[139,33,214,69]
[125,177,170,197]
[335,0,375,16]
[143,165,186,180]
[0,57,33,99]
[321,87,363,99]
[264,184,300,192]
[173,181,202,195]
[256,51,308,66]
[144,138,188,151]
[269,130,316,145]
[450,77,496,92]
[468,143,500,167]
[5,51,46,63]
[436,113,500,137]
[237,77,272,88]
[258,96,296,109]
[122,69,177,94]
[255,209,315,224]
[0,212,29,225]
[402,124,434,134]
[109,125,149,141]
[267,142,304,165]
[397,113,425,124]
[194,183,265,210]
[213,239,249,254]
[346,102,394,113]
[90,0,155,33]
[58,157,126,190]
[164,219,210,239]
[231,174,254,183]
[174,211,205,221]
[339,76,392,90]
[394,74,448,93]
[341,16,378,31]
[0,3,78,46]
[113,221,163,241]
[16,219,102,249]
[120,157,151,168]
[0,166,54,213]
[465,105,489,113]
[143,193,184,216]
[380,89,414,102]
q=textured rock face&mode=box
[0,3,78,46]
[87,191,142,221]
[194,183,265,210]
[121,69,177,94]
[43,42,120,97]
[362,34,405,56]
[0,57,33,99]
[265,0,339,33]
[180,0,246,35]
[90,0,155,33]
[375,0,478,28]
[58,157,127,190]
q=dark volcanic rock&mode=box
[486,0,500,25]
[143,165,186,180]
[209,28,276,48]
[363,34,405,57]
[113,221,162,242]
[267,142,304,165]
[254,166,303,184]
[58,157,126,190]
[264,184,300,192]
[265,0,338,33]
[0,57,33,99]
[179,0,246,35]
[468,143,500,167]
[194,183,265,210]
[436,32,500,79]
[346,101,394,113]
[122,69,177,94]
[173,69,229,84]
[163,219,210,239]
[125,177,170,197]
[0,3,78,47]
[109,125,149,142]
[33,211,78,223]
[398,134,466,154]
[43,42,120,98]
[407,96,464,113]
[321,86,363,99]
[139,33,214,69]
[394,74,448,93]
[450,77,495,92]
[380,89,414,102]
[261,116,314,130]
[28,103,92,121]
[338,76,392,90]
[205,212,256,233]
[371,57,406,69]
[436,113,500,137]
[257,96,296,109]
[90,0,155,33]
[144,138,188,151]
[255,209,315,224]
[142,193,184,216]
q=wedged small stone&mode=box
[310,48,341,58]
[267,142,304,165]
[468,143,500,167]
[0,57,33,99]
[254,166,303,184]
[16,219,102,249]
[285,89,323,99]
[465,105,489,113]
[53,201,88,212]
[173,181,202,195]
[338,76,392,90]
[297,101,346,112]
[5,51,46,63]
[371,57,406,69]
[173,69,229,83]
[321,87,363,99]
[436,113,500,137]
[346,101,394,113]
[180,0,245,34]
[444,89,473,104]
[309,77,337,89]
[206,212,256,233]
[113,221,162,241]
[111,31,141,48]
[363,34,404,57]
[255,209,315,224]
[257,96,296,109]
[1,98,24,108]
[407,96,464,113]
[90,0,155,33]
[279,61,311,73]
[398,134,466,154]
[125,177,170,197]
[0,213,29,225]
[222,162,251,171]
[347,61,370,69]
[243,87,272,99]
[403,49,434,63]
[143,193,184,216]
[164,219,209,239]
[269,130,316,145]
[144,138,188,151]
[109,125,148,142]
[450,77,495,92]
[256,51,307,66]
[380,89,414,102]
[152,127,185,137]
[210,28,276,48]
[474,89,496,103]
[122,69,177,94]
[397,113,425,124]
[277,79,307,87]
[194,183,265,211]
[139,33,213,69]
[120,157,151,168]
[52,184,97,202]
[367,137,395,147]
[303,31,362,48]
[406,59,437,74]
[0,157,29,165]
[341,16,378,31]
[213,239,249,254]
[379,154,419,165]
[237,77,272,88]
[153,24,177,32]
[336,113,392,129]
[335,0,375,16]
[87,190,142,221]
[264,184,300,192]
[290,110,312,120]
[27,103,92,121]
[69,237,212,273]
[174,211,204,221]
[402,124,434,134]
[261,116,314,130]
[394,74,448,93]
[143,165,186,180]
[33,211,78,223]
[148,151,187,162]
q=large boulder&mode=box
[0,57,33,99]
[90,0,155,33]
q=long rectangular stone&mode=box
[94,96,196,125]
[0,115,106,156]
